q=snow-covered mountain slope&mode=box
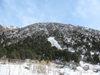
[0,22,100,64]
[6,26,18,30]
[0,25,7,32]
[1,23,100,46]
[0,25,18,31]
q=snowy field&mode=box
[0,60,100,75]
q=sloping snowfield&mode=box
[0,60,100,75]
[47,37,62,50]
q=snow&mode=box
[68,47,75,53]
[88,43,92,47]
[0,60,100,75]
[81,55,84,59]
[6,26,18,30]
[60,61,100,75]
[67,37,71,42]
[0,61,59,75]
[90,51,94,55]
[47,37,62,50]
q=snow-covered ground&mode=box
[0,60,100,75]
[61,61,100,75]
[0,60,59,75]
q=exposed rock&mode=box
[83,65,89,71]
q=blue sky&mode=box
[0,0,100,30]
